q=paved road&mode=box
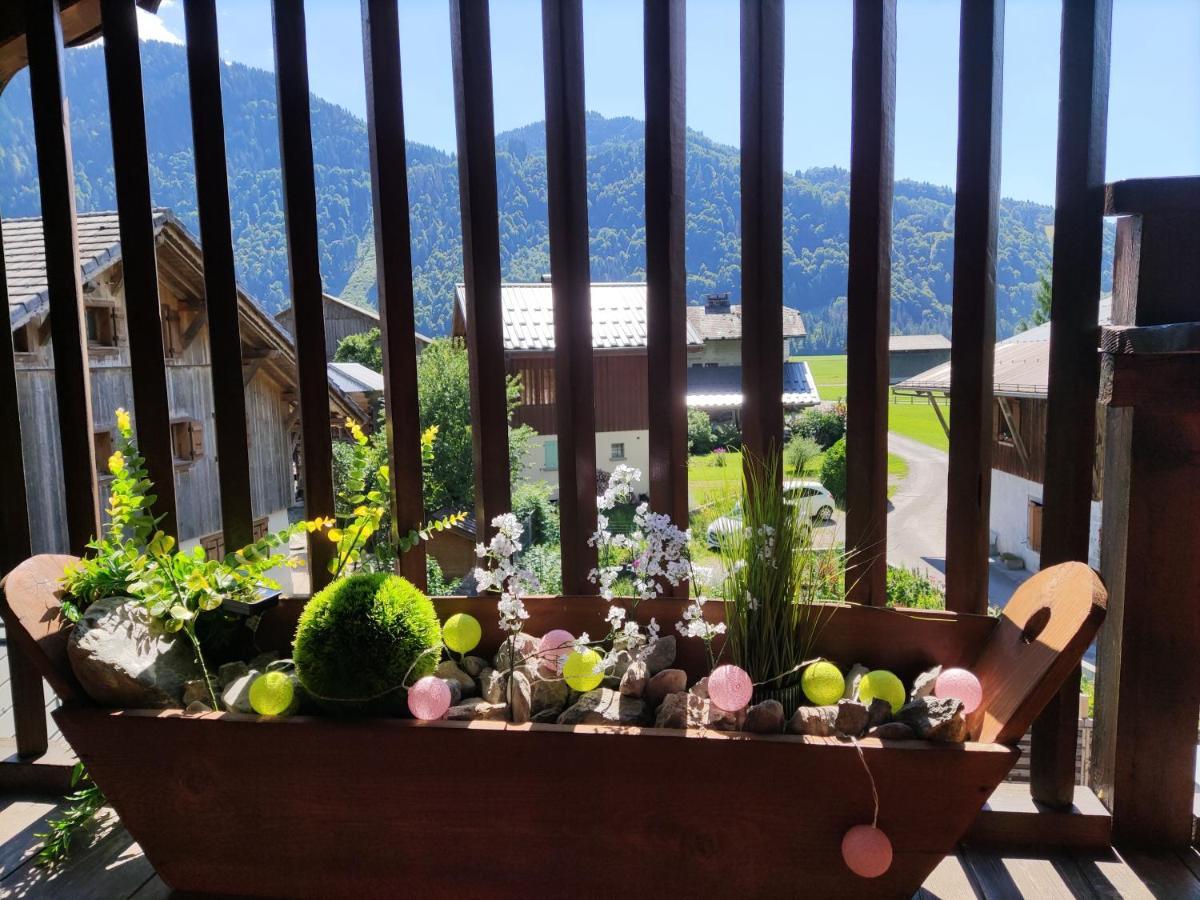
[885,432,1030,608]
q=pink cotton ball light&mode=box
[934,667,983,714]
[708,664,753,712]
[407,676,451,721]
[841,824,893,879]
[538,629,575,675]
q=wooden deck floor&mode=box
[0,792,1195,899]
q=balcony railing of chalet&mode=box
[0,0,1197,855]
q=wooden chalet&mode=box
[0,0,1199,895]
[275,291,431,362]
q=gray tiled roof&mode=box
[685,303,807,341]
[5,209,171,328]
[888,334,951,352]
[686,360,820,409]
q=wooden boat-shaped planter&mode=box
[1,555,1105,899]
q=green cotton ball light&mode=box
[249,671,295,717]
[442,612,482,654]
[563,649,604,692]
[857,669,906,714]
[802,661,845,706]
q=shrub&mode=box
[426,555,450,596]
[713,421,742,451]
[521,544,563,595]
[512,481,560,546]
[293,572,442,715]
[788,406,846,450]
[687,409,714,455]
[785,434,822,475]
[819,437,848,505]
[885,566,946,610]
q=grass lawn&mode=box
[793,353,949,452]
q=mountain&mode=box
[0,41,1112,351]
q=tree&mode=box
[1018,269,1052,332]
[334,328,383,371]
[819,437,847,506]
[687,409,714,455]
[785,434,821,476]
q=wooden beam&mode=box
[996,397,1029,468]
[844,0,896,607]
[1030,0,1112,810]
[1093,208,1200,848]
[179,307,207,351]
[100,0,177,539]
[182,0,254,553]
[945,0,1003,615]
[541,0,598,595]
[643,0,688,558]
[25,0,100,555]
[739,0,784,481]
[927,393,950,438]
[271,0,335,591]
[449,0,511,535]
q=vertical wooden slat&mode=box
[0,217,49,758]
[844,0,896,607]
[945,0,1004,614]
[542,0,598,595]
[739,0,785,484]
[361,0,427,589]
[643,0,688,546]
[1029,0,1112,809]
[182,0,253,553]
[100,0,178,539]
[271,0,335,591]
[25,0,100,555]
[450,0,511,534]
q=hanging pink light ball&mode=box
[537,629,576,675]
[708,664,753,712]
[841,824,893,879]
[934,667,983,714]
[407,676,451,721]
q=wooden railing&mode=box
[4,0,1196,851]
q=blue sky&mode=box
[150,0,1199,205]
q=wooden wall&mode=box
[991,395,1047,485]
[277,297,380,361]
[510,351,649,435]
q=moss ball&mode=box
[857,670,906,715]
[802,661,845,706]
[293,573,442,715]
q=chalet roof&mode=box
[453,282,704,352]
[327,361,385,395]
[685,360,821,409]
[894,297,1113,399]
[685,303,808,341]
[888,334,951,352]
[274,293,433,345]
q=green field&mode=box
[793,354,949,452]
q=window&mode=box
[93,430,114,477]
[543,440,558,470]
[1027,498,1044,553]
[12,323,33,354]
[610,442,625,461]
[996,398,1021,446]
[171,419,205,464]
[85,304,118,348]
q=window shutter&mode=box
[188,421,205,460]
[544,440,558,469]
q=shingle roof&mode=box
[889,334,951,352]
[455,282,704,351]
[685,360,820,409]
[895,297,1113,398]
[685,303,808,341]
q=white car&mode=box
[706,480,836,549]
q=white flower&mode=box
[605,605,627,628]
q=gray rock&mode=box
[787,705,838,736]
[686,694,742,731]
[493,633,541,675]
[182,679,211,707]
[446,698,509,721]
[835,700,870,737]
[441,677,462,707]
[689,676,710,699]
[222,671,266,713]
[509,671,532,724]
[436,660,477,698]
[867,722,917,740]
[531,708,562,724]
[556,688,650,727]
[842,663,869,701]
[909,666,942,702]
[67,597,202,709]
[480,668,506,704]
[866,698,892,728]
[248,651,280,672]
[185,700,213,714]
[641,636,676,675]
[600,675,622,691]
[610,650,634,678]
[743,700,785,734]
[896,696,968,743]
[645,668,687,709]
[655,692,689,728]
[531,676,570,716]
[218,661,250,689]
[619,660,648,697]
[461,655,489,678]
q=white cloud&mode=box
[135,6,184,46]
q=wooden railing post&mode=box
[450,0,512,536]
[1030,0,1112,809]
[541,0,598,595]
[945,0,1003,615]
[644,0,689,546]
[845,0,896,607]
[25,0,100,555]
[739,0,784,480]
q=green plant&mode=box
[819,437,848,506]
[885,565,946,610]
[785,434,822,475]
[333,327,384,371]
[426,555,451,596]
[512,481,560,546]
[787,406,847,450]
[712,421,742,451]
[687,408,715,455]
[293,572,442,714]
[716,453,836,692]
[35,764,105,867]
[520,543,563,595]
